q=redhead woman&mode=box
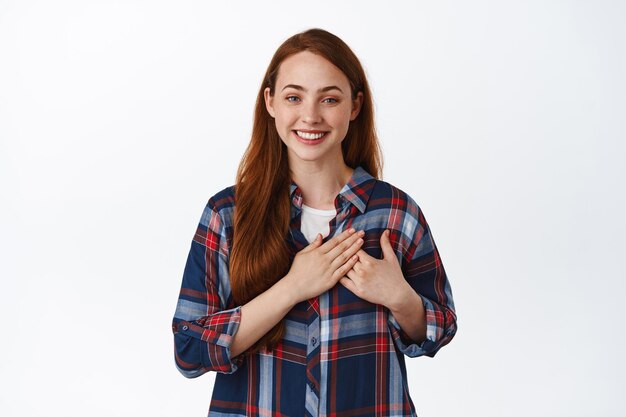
[172,28,457,417]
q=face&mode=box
[264,50,363,167]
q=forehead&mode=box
[276,51,350,90]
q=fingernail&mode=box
[349,228,356,233]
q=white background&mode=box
[1,1,625,416]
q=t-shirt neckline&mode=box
[301,203,336,216]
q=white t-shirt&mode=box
[300,203,337,243]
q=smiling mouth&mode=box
[293,130,328,140]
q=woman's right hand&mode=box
[282,227,365,304]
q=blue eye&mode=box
[286,96,300,102]
[323,98,338,104]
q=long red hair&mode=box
[230,28,383,354]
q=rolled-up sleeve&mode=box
[172,199,244,377]
[388,198,457,358]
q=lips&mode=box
[292,130,328,144]
[294,130,327,139]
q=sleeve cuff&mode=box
[387,294,439,358]
[176,305,244,374]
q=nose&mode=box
[301,101,322,124]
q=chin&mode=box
[287,148,324,162]
[293,153,324,162]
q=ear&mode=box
[350,91,363,121]
[264,87,275,118]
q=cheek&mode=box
[328,109,352,128]
[274,108,296,128]
[273,114,293,142]
[272,115,288,134]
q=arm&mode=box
[386,282,427,345]
[387,200,457,358]
[171,200,242,377]
[229,279,297,358]
[172,200,298,377]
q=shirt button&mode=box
[182,325,189,331]
[311,337,317,346]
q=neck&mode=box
[289,159,354,211]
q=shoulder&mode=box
[362,178,429,262]
[368,178,422,220]
[199,185,237,230]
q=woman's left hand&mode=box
[339,229,410,308]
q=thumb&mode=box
[380,229,395,260]
[304,233,323,251]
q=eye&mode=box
[322,97,338,104]
[286,96,300,103]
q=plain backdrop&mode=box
[1,1,625,416]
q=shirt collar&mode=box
[289,165,375,214]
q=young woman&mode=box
[172,28,457,417]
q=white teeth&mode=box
[296,130,325,140]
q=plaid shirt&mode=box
[172,166,457,417]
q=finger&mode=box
[300,233,322,253]
[329,234,364,269]
[345,267,358,281]
[356,249,378,268]
[332,253,359,281]
[380,229,396,260]
[326,230,364,260]
[339,276,358,295]
[319,227,357,254]
[356,248,372,260]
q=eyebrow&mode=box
[281,84,344,94]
